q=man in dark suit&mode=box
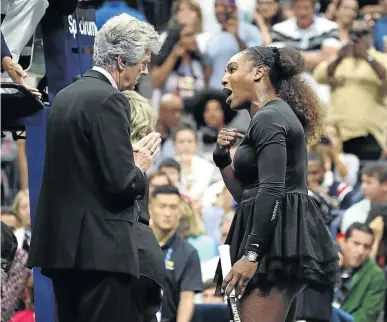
[27,14,162,322]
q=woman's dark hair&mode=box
[184,88,237,127]
[243,46,324,141]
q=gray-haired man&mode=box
[27,14,162,322]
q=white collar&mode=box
[92,66,118,89]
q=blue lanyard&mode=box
[159,248,174,317]
[164,247,173,263]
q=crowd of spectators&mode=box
[1,0,387,321]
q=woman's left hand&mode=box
[222,256,258,299]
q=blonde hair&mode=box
[171,0,203,34]
[179,199,205,237]
[122,90,156,143]
[12,189,29,214]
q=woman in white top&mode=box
[173,123,215,199]
[325,0,360,42]
[324,122,360,186]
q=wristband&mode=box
[245,234,265,260]
[213,147,232,169]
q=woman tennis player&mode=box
[213,46,338,322]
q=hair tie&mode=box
[271,47,280,67]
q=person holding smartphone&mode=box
[313,26,387,160]
[202,0,262,90]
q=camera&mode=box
[319,136,331,145]
[350,29,369,41]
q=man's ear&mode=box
[253,66,264,82]
[117,56,126,72]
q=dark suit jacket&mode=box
[27,70,146,278]
[136,184,165,288]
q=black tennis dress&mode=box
[214,99,338,292]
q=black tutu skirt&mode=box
[214,192,339,293]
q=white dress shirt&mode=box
[92,66,118,89]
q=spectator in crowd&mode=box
[341,163,387,232]
[10,275,35,322]
[188,89,237,162]
[150,94,184,172]
[313,27,387,160]
[253,0,288,46]
[359,0,383,15]
[173,123,215,199]
[271,0,340,104]
[201,279,224,304]
[12,190,31,251]
[271,0,340,70]
[178,198,218,262]
[374,0,387,53]
[148,171,173,199]
[196,0,257,33]
[325,0,360,42]
[149,185,203,322]
[1,0,48,64]
[199,0,262,90]
[123,89,156,142]
[124,89,167,322]
[152,0,207,110]
[323,122,360,186]
[307,152,355,210]
[1,246,30,321]
[365,202,387,260]
[334,222,385,322]
[159,158,182,188]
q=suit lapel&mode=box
[82,69,112,86]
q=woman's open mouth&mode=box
[223,88,233,104]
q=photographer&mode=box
[151,0,207,110]
[307,152,355,210]
[313,26,387,160]
[321,123,360,186]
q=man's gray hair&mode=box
[93,14,161,68]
